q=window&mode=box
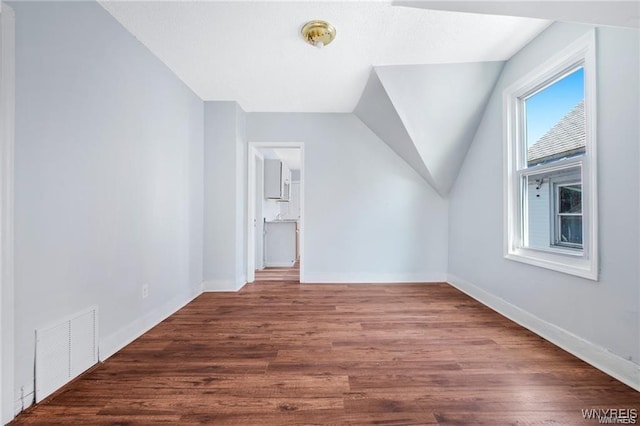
[504,31,598,280]
[555,181,582,248]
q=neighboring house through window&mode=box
[504,31,598,280]
[526,98,584,251]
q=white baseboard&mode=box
[13,286,201,417]
[203,279,246,292]
[265,262,295,268]
[99,287,201,361]
[237,274,246,288]
[302,272,447,284]
[447,274,640,392]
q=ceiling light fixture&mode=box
[301,20,336,49]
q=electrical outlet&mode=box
[142,283,149,299]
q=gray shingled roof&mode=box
[527,100,585,166]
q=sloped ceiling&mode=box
[355,62,504,195]
[394,1,640,28]
[98,1,550,112]
[97,1,552,195]
[96,1,636,195]
[354,71,437,191]
[352,0,638,196]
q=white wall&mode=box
[448,23,640,386]
[280,182,301,220]
[0,4,15,423]
[203,101,246,290]
[263,198,280,221]
[248,113,448,283]
[12,1,204,413]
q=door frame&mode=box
[253,150,264,271]
[246,142,304,283]
[0,3,15,422]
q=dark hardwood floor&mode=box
[11,276,639,425]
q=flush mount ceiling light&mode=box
[301,20,336,49]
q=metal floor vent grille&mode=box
[35,306,98,402]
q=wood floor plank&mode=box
[10,267,639,425]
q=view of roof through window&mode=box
[525,67,585,166]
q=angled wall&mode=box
[376,62,503,195]
[448,22,640,389]
[353,71,437,191]
[355,62,503,196]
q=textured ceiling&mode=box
[98,1,550,112]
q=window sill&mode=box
[505,248,598,281]
[528,245,583,257]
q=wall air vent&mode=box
[35,306,98,402]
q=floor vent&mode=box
[35,306,98,402]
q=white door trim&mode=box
[0,3,16,422]
[253,151,265,274]
[247,142,304,283]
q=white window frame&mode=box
[503,30,598,280]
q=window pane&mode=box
[524,166,582,251]
[560,216,583,245]
[525,67,585,167]
[559,184,582,213]
[524,173,551,250]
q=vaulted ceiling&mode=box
[98,1,550,112]
[396,1,639,28]
[98,1,637,195]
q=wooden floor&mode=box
[11,274,639,424]
[255,261,300,282]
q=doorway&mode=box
[247,143,304,284]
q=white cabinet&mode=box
[264,159,291,201]
[264,221,296,267]
[264,159,281,199]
